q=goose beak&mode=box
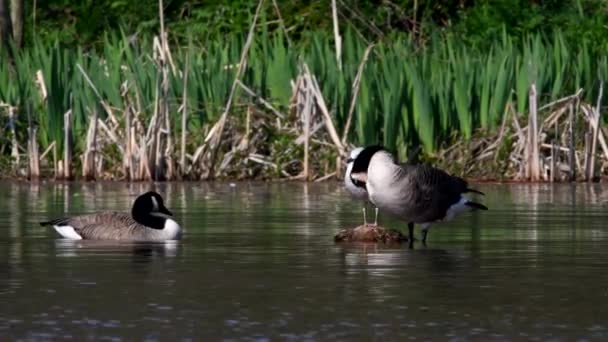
[159,205,173,216]
[350,172,367,183]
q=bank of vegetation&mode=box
[1,0,607,182]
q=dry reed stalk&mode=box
[584,131,592,180]
[27,127,40,180]
[63,109,73,180]
[206,0,265,178]
[550,139,556,182]
[179,54,189,177]
[138,134,152,181]
[303,64,345,156]
[52,140,57,178]
[82,108,98,180]
[27,127,39,180]
[538,89,583,112]
[26,103,40,180]
[315,171,336,182]
[588,81,603,181]
[331,0,342,70]
[7,106,20,171]
[39,141,54,161]
[527,84,540,181]
[124,104,134,180]
[341,43,374,146]
[335,156,342,180]
[579,104,608,163]
[303,80,312,181]
[237,106,252,151]
[147,70,161,180]
[236,80,285,119]
[568,102,575,181]
[35,70,47,100]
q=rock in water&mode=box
[334,224,408,244]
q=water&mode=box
[1,181,608,340]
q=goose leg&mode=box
[421,224,431,245]
[373,207,379,226]
[362,207,368,226]
[407,222,415,241]
[407,222,415,249]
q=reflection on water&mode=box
[1,181,607,340]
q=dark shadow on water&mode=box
[53,239,181,261]
[335,241,471,276]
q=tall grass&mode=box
[0,27,606,179]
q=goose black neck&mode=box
[132,211,166,230]
[351,145,386,174]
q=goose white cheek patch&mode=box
[151,196,159,210]
[351,172,368,183]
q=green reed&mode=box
[0,27,606,177]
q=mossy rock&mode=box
[334,224,408,244]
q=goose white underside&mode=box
[53,219,182,241]
[54,225,83,240]
[444,196,473,221]
[157,219,182,240]
[419,196,473,229]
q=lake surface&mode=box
[1,181,608,341]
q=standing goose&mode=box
[349,145,487,244]
[40,191,182,241]
[345,147,379,226]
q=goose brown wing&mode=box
[413,164,469,194]
[403,164,476,221]
[42,212,138,239]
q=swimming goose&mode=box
[349,145,488,244]
[345,147,379,226]
[40,191,182,241]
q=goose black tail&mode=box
[465,201,488,211]
[39,218,67,227]
[465,188,485,195]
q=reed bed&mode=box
[0,25,607,182]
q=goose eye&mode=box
[346,158,354,163]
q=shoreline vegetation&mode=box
[1,1,608,183]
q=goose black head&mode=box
[349,145,385,189]
[131,191,173,229]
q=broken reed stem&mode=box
[341,43,374,146]
[83,108,98,180]
[527,83,540,181]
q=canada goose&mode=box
[40,191,182,241]
[345,147,379,226]
[349,145,487,244]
